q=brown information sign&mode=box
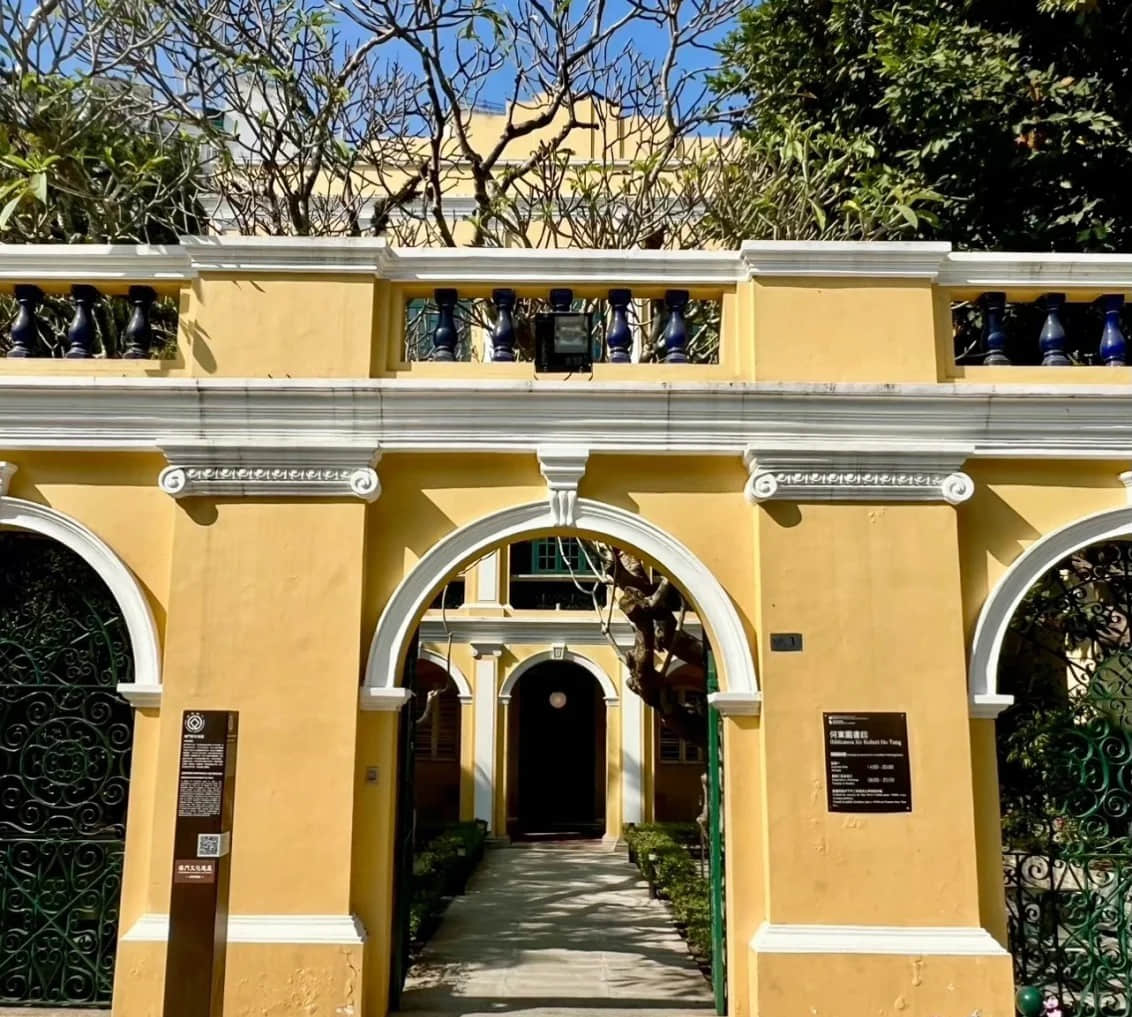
[164,711,238,1017]
[823,712,912,813]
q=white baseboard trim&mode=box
[752,922,1008,957]
[122,912,366,944]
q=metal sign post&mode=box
[163,710,238,1017]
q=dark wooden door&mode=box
[516,663,602,836]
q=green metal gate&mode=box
[0,533,134,1006]
[706,650,727,1016]
[999,539,1132,1016]
[389,635,419,1010]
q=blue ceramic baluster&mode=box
[981,291,1009,366]
[1039,292,1070,366]
[491,288,516,362]
[432,288,458,362]
[549,288,573,312]
[7,285,42,358]
[65,285,98,359]
[122,285,156,359]
[1099,294,1127,367]
[662,289,689,363]
[607,288,632,363]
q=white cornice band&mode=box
[744,448,975,505]
[7,380,1132,461]
[419,615,703,648]
[3,236,1132,287]
[752,922,1008,957]
[157,443,381,502]
[122,913,366,944]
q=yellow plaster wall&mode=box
[182,274,376,377]
[752,278,940,382]
[756,503,979,926]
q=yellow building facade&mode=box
[3,237,1132,1017]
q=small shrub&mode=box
[624,823,715,970]
[409,820,487,948]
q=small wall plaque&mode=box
[770,633,803,652]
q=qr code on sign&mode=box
[197,834,222,858]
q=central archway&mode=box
[362,498,760,714]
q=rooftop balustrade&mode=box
[2,238,1132,382]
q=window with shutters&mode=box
[658,689,706,764]
[414,681,460,762]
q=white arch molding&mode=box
[362,499,760,715]
[499,649,619,704]
[417,648,473,703]
[0,495,162,708]
[969,505,1132,718]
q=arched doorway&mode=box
[0,530,135,1006]
[507,661,606,839]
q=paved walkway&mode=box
[396,843,715,1017]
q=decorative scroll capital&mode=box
[158,443,381,502]
[0,461,17,496]
[743,446,975,506]
[537,445,590,526]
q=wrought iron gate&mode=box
[0,533,134,1006]
[706,650,727,1016]
[999,539,1132,1017]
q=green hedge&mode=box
[624,823,713,968]
[410,820,487,947]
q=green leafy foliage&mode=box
[409,821,487,946]
[0,74,203,243]
[623,823,713,968]
[713,0,1132,250]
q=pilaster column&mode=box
[621,663,644,825]
[471,642,503,831]
[466,550,504,611]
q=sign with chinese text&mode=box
[823,712,912,813]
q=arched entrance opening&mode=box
[363,498,758,1016]
[506,660,607,840]
[975,518,1132,1014]
[0,530,135,1007]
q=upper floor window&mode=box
[508,538,604,610]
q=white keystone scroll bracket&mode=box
[158,443,382,502]
[537,446,590,526]
[743,447,975,506]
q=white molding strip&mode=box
[158,443,381,502]
[181,235,389,275]
[741,241,951,279]
[744,447,974,505]
[122,913,366,944]
[0,244,192,282]
[939,251,1132,290]
[418,615,703,648]
[9,379,1132,462]
[0,484,162,709]
[381,247,745,286]
[6,238,1132,289]
[752,922,1008,957]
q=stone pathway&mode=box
[396,842,715,1017]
